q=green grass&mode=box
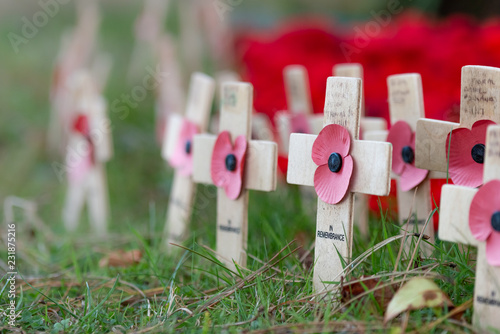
[0,2,483,333]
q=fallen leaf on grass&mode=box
[341,277,397,310]
[384,277,453,323]
[99,249,142,268]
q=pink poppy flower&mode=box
[386,121,429,191]
[290,113,311,134]
[211,131,247,200]
[469,179,500,266]
[446,119,496,188]
[312,124,353,204]
[168,120,199,176]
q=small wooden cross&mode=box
[276,65,323,154]
[333,63,388,236]
[439,124,500,330]
[365,74,444,255]
[416,65,500,173]
[287,77,392,291]
[162,72,215,248]
[192,82,278,270]
[62,71,112,234]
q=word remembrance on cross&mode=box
[192,82,278,271]
[439,124,500,331]
[287,77,393,292]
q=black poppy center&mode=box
[185,140,192,154]
[328,153,343,173]
[471,144,485,164]
[491,211,500,232]
[225,154,237,172]
[401,146,414,164]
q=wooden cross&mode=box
[439,124,500,330]
[333,63,387,236]
[162,72,215,248]
[365,74,443,255]
[276,65,323,154]
[192,82,278,270]
[62,71,112,234]
[416,65,500,173]
[287,77,392,291]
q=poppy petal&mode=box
[387,120,413,175]
[399,164,429,192]
[290,114,311,134]
[312,124,351,166]
[169,120,199,176]
[210,132,248,200]
[314,155,353,204]
[469,180,500,242]
[485,231,500,267]
[446,120,496,187]
[211,131,233,188]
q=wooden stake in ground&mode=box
[62,70,113,234]
[364,74,441,255]
[276,65,323,154]
[48,0,100,155]
[192,82,278,270]
[438,124,500,330]
[287,77,392,291]
[416,66,500,175]
[333,63,387,236]
[162,73,215,248]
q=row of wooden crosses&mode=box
[45,1,500,330]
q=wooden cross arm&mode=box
[192,134,278,192]
[438,184,479,246]
[287,133,392,196]
[415,119,459,172]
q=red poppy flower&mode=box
[446,119,496,188]
[387,121,429,191]
[290,113,311,134]
[211,131,248,200]
[469,179,500,266]
[73,114,90,135]
[312,124,353,204]
[168,119,199,176]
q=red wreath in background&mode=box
[234,11,500,227]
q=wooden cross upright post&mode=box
[62,70,112,234]
[438,124,500,330]
[333,63,387,133]
[365,74,442,255]
[333,63,388,236]
[416,66,500,173]
[192,82,278,270]
[276,65,323,154]
[287,77,392,291]
[162,73,215,248]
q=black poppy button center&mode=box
[225,154,237,172]
[401,146,414,164]
[328,153,342,173]
[491,211,500,232]
[471,144,485,164]
[185,140,192,154]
